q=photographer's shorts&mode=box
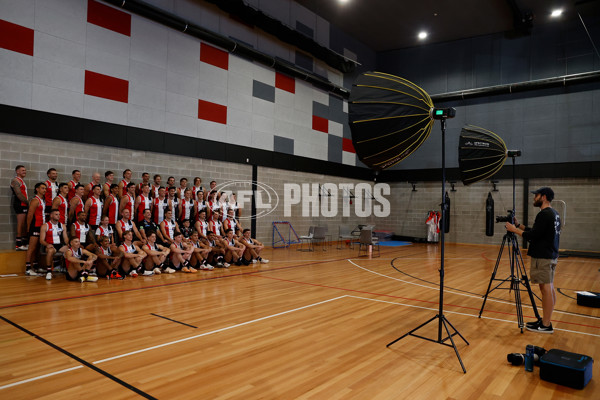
[530,257,557,284]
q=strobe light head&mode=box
[506,150,522,157]
[430,107,456,120]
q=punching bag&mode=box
[486,192,494,236]
[444,191,450,233]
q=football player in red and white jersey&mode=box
[25,182,47,276]
[84,172,101,201]
[223,208,242,237]
[191,177,204,201]
[134,183,152,223]
[159,208,179,246]
[95,234,122,279]
[39,209,69,280]
[151,174,162,198]
[178,188,195,224]
[11,165,29,251]
[194,209,209,241]
[84,184,104,230]
[116,208,142,244]
[136,172,150,197]
[118,169,132,198]
[141,231,170,274]
[68,184,85,225]
[95,215,118,248]
[51,182,69,225]
[68,169,81,201]
[177,178,188,200]
[223,228,246,266]
[64,237,98,282]
[70,211,96,252]
[206,190,219,220]
[103,184,120,229]
[103,170,115,200]
[208,209,224,237]
[119,230,146,277]
[169,232,195,272]
[119,182,136,220]
[166,186,179,221]
[241,228,268,264]
[188,230,212,270]
[152,186,168,223]
[44,168,59,215]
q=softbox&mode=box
[459,125,507,185]
[349,71,434,170]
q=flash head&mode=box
[430,107,456,120]
[506,150,522,157]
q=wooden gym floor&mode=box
[0,242,598,399]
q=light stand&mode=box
[478,155,541,331]
[387,108,469,374]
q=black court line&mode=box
[150,313,198,328]
[0,314,156,399]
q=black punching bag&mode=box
[444,191,450,233]
[486,192,494,236]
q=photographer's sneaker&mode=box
[526,319,541,328]
[526,321,553,334]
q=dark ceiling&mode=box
[294,0,600,52]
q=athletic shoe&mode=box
[181,266,190,273]
[153,267,162,275]
[216,261,224,267]
[525,319,541,328]
[110,270,123,280]
[89,270,97,276]
[16,245,29,251]
[46,272,52,280]
[129,269,138,277]
[85,276,99,282]
[189,266,197,273]
[252,259,257,264]
[235,258,242,266]
[223,262,230,268]
[201,264,214,271]
[165,267,176,274]
[143,270,154,276]
[25,269,40,276]
[242,258,250,266]
[79,276,86,283]
[526,321,553,334]
[260,258,269,264]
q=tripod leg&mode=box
[479,235,508,317]
[386,315,438,347]
[441,317,467,373]
[512,237,542,321]
[442,316,470,345]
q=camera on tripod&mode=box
[495,210,515,224]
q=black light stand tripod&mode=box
[478,154,541,332]
[387,109,469,374]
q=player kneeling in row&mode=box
[142,231,172,274]
[119,230,147,277]
[95,235,123,279]
[223,229,246,266]
[169,232,195,272]
[189,231,213,270]
[64,237,98,282]
[241,229,269,264]
[40,209,69,280]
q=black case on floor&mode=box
[539,349,593,389]
[577,291,600,308]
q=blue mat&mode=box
[379,241,412,247]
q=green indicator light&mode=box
[436,110,444,115]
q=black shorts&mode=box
[65,270,82,281]
[13,204,27,214]
[29,226,40,237]
[52,243,65,253]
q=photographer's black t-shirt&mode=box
[523,207,561,259]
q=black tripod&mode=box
[387,111,469,374]
[478,155,541,332]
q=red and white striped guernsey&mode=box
[163,219,176,239]
[121,242,136,254]
[123,193,135,218]
[118,218,133,233]
[14,177,28,206]
[107,194,119,224]
[197,219,208,236]
[120,179,130,197]
[153,197,167,223]
[68,180,77,201]
[176,187,186,200]
[56,194,68,224]
[180,199,194,220]
[210,218,221,235]
[33,195,46,227]
[195,201,207,220]
[44,221,64,245]
[74,221,89,243]
[45,180,58,206]
[136,194,151,222]
[73,195,85,218]
[88,196,103,226]
[65,247,82,270]
[151,185,160,198]
[99,245,112,257]
[95,225,114,242]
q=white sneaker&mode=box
[46,272,52,280]
[85,275,99,282]
[25,269,40,276]
[223,262,230,268]
[143,270,154,276]
[129,269,138,277]
[201,264,214,271]
[252,259,258,264]
[260,258,269,264]
[165,267,176,274]
[17,245,28,251]
[153,267,162,275]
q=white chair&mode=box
[358,228,380,257]
[337,225,356,249]
[298,226,315,251]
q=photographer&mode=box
[505,187,561,334]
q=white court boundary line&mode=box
[347,259,600,321]
[2,293,599,391]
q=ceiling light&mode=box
[551,9,563,17]
[338,0,349,4]
[418,31,428,40]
